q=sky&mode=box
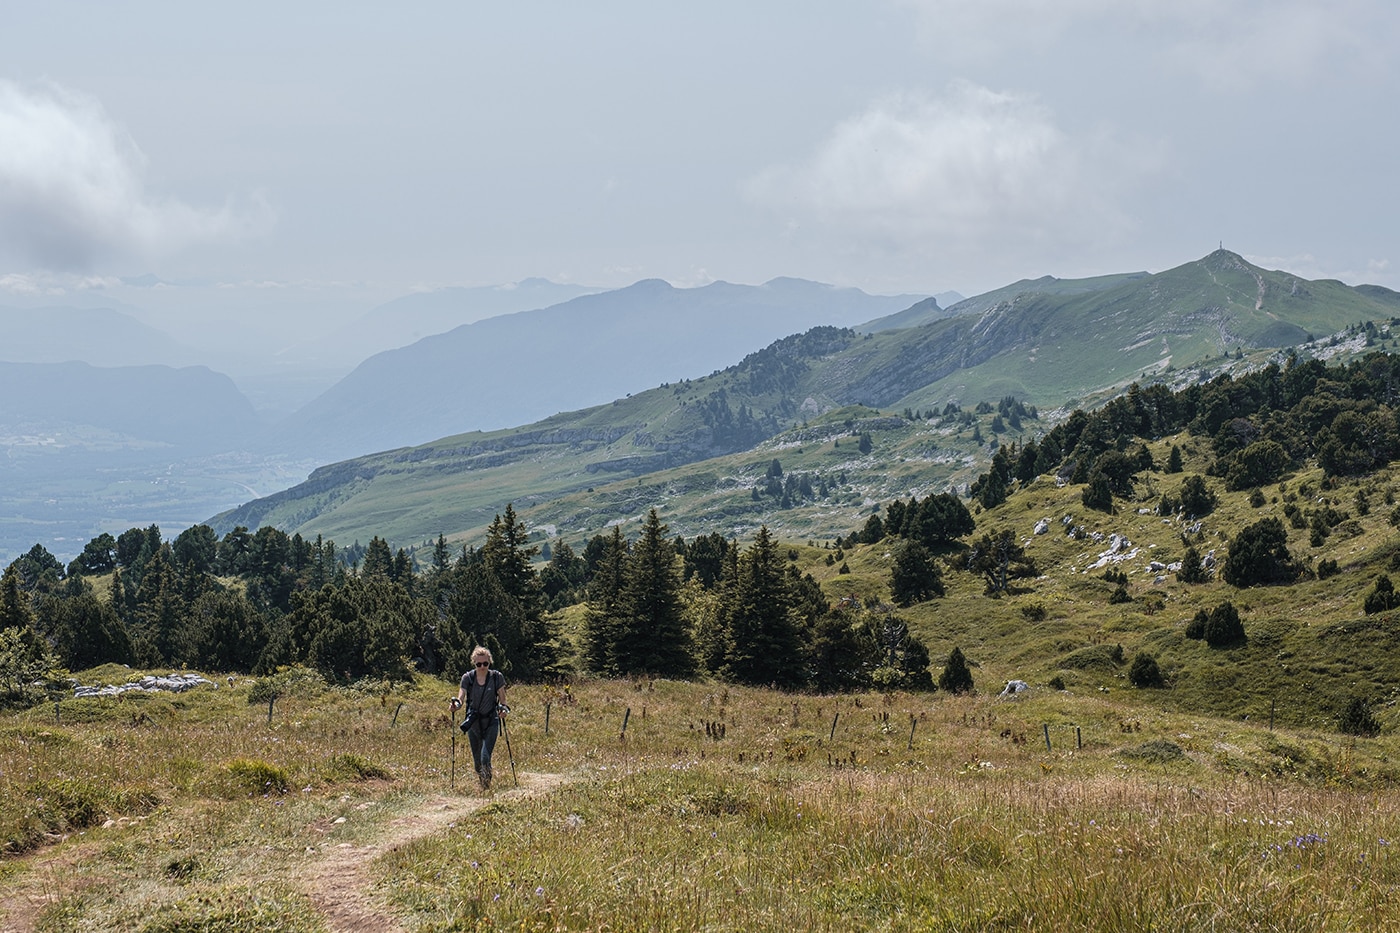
[1,0,1397,343]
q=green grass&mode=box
[14,415,1400,927]
[5,672,1400,930]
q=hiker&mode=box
[452,646,507,789]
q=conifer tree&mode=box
[889,540,944,607]
[616,509,694,677]
[939,646,974,694]
[583,527,629,676]
[0,565,33,630]
[132,545,183,664]
[720,526,809,688]
[1176,544,1209,584]
[1167,444,1184,473]
[696,541,739,674]
[361,536,394,578]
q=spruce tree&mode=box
[939,646,974,694]
[889,540,944,607]
[1167,444,1183,473]
[720,527,809,689]
[361,536,394,578]
[583,527,629,676]
[616,509,694,677]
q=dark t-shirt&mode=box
[460,668,506,717]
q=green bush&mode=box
[326,753,391,782]
[247,667,327,704]
[1128,652,1165,688]
[221,758,290,796]
[1364,575,1400,614]
[1339,696,1381,737]
[1058,644,1124,671]
[1203,601,1246,648]
[1119,740,1186,763]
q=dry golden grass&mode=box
[2,672,1398,930]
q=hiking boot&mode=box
[483,765,494,789]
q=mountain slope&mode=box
[286,278,608,369]
[262,278,926,463]
[215,251,1400,549]
[871,250,1400,412]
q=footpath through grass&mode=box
[2,673,1398,931]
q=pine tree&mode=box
[889,540,944,607]
[0,565,33,630]
[361,536,394,578]
[720,527,809,688]
[967,531,1037,596]
[1167,444,1184,473]
[1364,574,1400,614]
[1082,471,1114,513]
[616,509,694,677]
[583,527,629,676]
[1128,652,1164,687]
[938,646,974,694]
[1177,544,1209,584]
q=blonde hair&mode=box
[471,646,493,665]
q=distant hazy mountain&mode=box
[264,277,927,462]
[284,278,608,369]
[0,361,260,450]
[0,305,200,368]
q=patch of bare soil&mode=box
[303,771,569,933]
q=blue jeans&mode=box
[467,715,499,775]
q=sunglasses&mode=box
[475,661,490,667]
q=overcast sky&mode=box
[1,0,1397,329]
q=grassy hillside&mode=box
[820,432,1400,734]
[212,251,1400,555]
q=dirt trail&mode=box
[305,771,568,933]
[0,771,568,933]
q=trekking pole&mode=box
[499,705,519,787]
[450,698,461,790]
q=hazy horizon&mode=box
[1,1,1396,346]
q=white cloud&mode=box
[0,80,272,271]
[745,82,1151,260]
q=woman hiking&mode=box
[452,646,508,790]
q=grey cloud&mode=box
[0,80,272,271]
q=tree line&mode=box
[0,501,936,706]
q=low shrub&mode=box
[218,758,291,796]
[326,753,391,782]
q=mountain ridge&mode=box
[214,251,1399,550]
[260,277,927,463]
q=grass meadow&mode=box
[3,671,1400,931]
